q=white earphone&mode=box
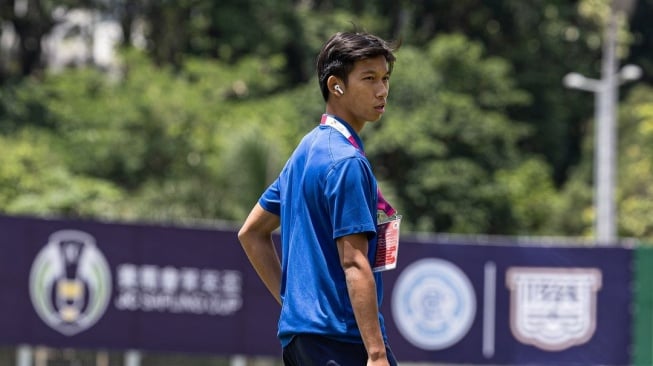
[334,85,344,95]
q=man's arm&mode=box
[238,203,282,305]
[337,233,389,365]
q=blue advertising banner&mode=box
[382,236,632,365]
[0,214,280,356]
[0,215,632,365]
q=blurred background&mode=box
[1,0,652,365]
[1,0,653,238]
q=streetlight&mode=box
[563,5,642,246]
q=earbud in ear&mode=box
[334,85,344,95]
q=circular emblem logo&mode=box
[391,258,476,350]
[29,230,112,336]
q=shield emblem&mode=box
[506,267,602,351]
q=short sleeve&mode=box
[325,157,377,239]
[259,177,281,216]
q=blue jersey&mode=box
[259,117,386,347]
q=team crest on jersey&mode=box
[29,230,112,336]
[506,267,602,351]
[391,258,476,350]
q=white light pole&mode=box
[563,3,641,245]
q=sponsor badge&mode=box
[373,215,402,272]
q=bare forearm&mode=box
[240,233,282,304]
[338,233,389,364]
[344,265,387,363]
[238,203,282,305]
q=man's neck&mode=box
[324,105,365,134]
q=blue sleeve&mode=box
[259,177,281,216]
[326,157,377,239]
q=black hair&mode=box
[316,31,399,101]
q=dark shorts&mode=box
[282,334,398,366]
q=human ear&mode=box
[327,76,344,96]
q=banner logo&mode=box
[114,264,243,315]
[392,258,476,350]
[506,267,602,351]
[30,230,112,336]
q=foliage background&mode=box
[1,0,652,241]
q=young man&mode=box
[238,31,399,366]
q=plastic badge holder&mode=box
[373,215,402,272]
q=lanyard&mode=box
[320,114,397,217]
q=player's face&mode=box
[339,56,390,131]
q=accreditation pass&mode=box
[372,215,402,272]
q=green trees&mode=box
[0,51,290,221]
[0,129,124,216]
[616,85,653,239]
[366,34,531,234]
[0,0,651,241]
